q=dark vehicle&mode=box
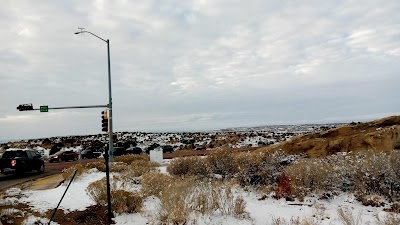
[0,149,45,175]
[49,150,79,163]
[81,149,102,159]
[162,145,174,153]
[126,147,142,155]
[112,147,127,157]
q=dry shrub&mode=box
[86,177,108,205]
[206,149,237,178]
[312,203,327,221]
[167,156,208,177]
[114,154,149,164]
[347,151,400,201]
[384,202,400,213]
[235,150,286,187]
[86,177,143,213]
[185,180,248,217]
[233,196,249,219]
[111,190,143,213]
[284,158,341,198]
[109,162,128,172]
[62,164,88,181]
[0,208,26,225]
[141,172,174,198]
[158,177,194,224]
[351,152,392,197]
[337,207,362,225]
[276,174,292,199]
[85,161,106,172]
[376,213,400,225]
[121,160,159,181]
[157,177,249,224]
[387,152,400,201]
[270,217,320,225]
[359,194,385,207]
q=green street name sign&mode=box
[40,105,48,112]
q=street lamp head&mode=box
[75,27,85,35]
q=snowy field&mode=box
[1,163,396,225]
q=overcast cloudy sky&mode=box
[0,0,399,140]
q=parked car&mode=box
[49,150,79,163]
[112,147,127,157]
[126,147,142,155]
[81,149,102,159]
[162,145,174,153]
[0,149,45,175]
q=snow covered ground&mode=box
[1,163,395,225]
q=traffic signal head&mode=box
[17,104,34,111]
[101,110,109,132]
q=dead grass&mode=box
[141,172,174,198]
[121,160,160,182]
[111,190,143,213]
[270,217,321,225]
[86,177,143,214]
[85,161,106,172]
[235,150,286,187]
[109,162,128,172]
[375,213,400,225]
[158,177,194,224]
[337,207,362,225]
[62,164,88,181]
[158,178,249,224]
[114,154,150,164]
[206,149,237,178]
[86,177,108,205]
[167,156,209,177]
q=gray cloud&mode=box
[1,0,399,140]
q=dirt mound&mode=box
[258,115,400,157]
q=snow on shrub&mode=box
[235,150,286,187]
[206,149,237,178]
[350,151,400,201]
[284,158,342,198]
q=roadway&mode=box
[0,158,101,192]
[0,147,256,192]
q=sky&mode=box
[0,0,399,140]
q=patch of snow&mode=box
[19,171,105,213]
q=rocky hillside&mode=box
[258,115,400,157]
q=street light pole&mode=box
[74,30,114,162]
[75,28,114,224]
[106,39,114,163]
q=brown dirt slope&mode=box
[257,115,400,157]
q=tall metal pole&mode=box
[107,39,114,163]
[75,29,114,224]
[106,39,114,224]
